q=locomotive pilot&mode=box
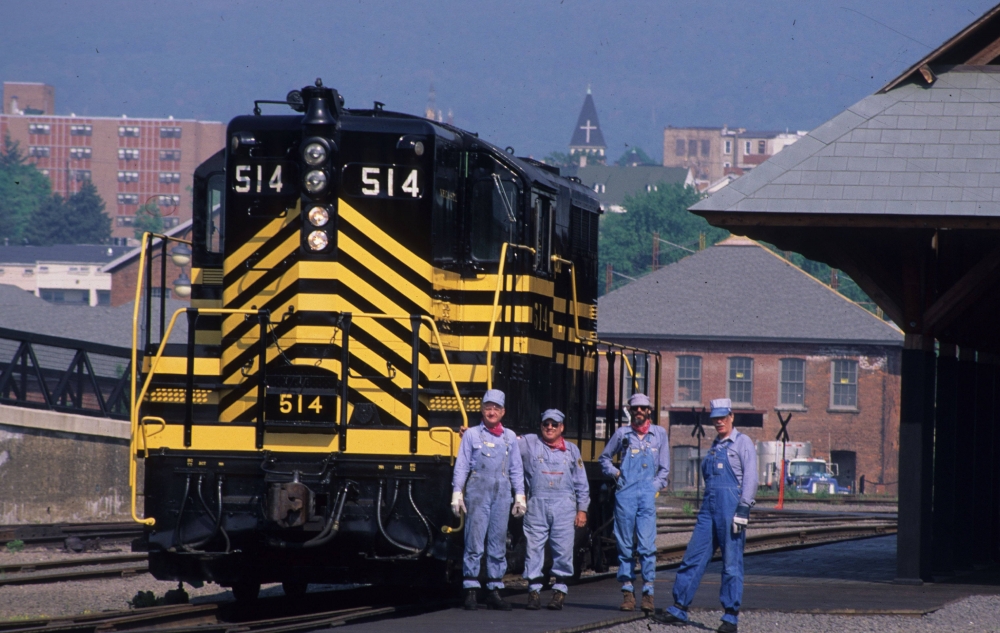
[518,408,590,610]
[599,392,669,614]
[451,389,526,611]
[655,398,757,633]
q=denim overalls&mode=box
[613,429,662,594]
[462,426,516,590]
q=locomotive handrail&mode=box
[130,307,266,526]
[342,313,468,429]
[428,426,457,466]
[486,242,536,390]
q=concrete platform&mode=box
[341,536,1000,632]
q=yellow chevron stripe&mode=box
[224,204,300,273]
[222,231,301,307]
[340,201,432,278]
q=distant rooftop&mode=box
[0,244,132,265]
[597,236,902,345]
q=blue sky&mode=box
[1,1,995,162]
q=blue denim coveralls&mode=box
[666,440,746,627]
[453,424,523,590]
[599,424,669,596]
[519,435,590,594]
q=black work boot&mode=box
[717,622,738,633]
[526,590,541,610]
[547,590,566,610]
[463,588,478,610]
[484,589,513,611]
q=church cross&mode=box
[580,120,597,144]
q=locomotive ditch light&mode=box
[170,244,191,267]
[304,170,328,194]
[307,230,329,251]
[307,206,330,227]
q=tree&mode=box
[21,181,111,245]
[0,133,51,244]
[615,146,656,166]
[541,151,575,168]
[65,182,112,244]
[761,244,880,315]
[598,183,726,292]
[134,202,164,239]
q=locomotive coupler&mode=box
[266,471,314,527]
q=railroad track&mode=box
[0,553,149,586]
[0,522,143,548]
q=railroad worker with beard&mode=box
[451,389,526,611]
[518,408,590,611]
[598,392,669,614]
[654,398,757,633]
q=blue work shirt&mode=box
[452,422,525,497]
[598,424,670,491]
[710,428,758,507]
[518,434,590,512]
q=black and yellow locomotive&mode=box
[129,80,658,599]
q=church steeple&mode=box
[569,87,606,167]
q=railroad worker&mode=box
[518,408,590,611]
[598,392,669,614]
[655,398,757,633]
[451,389,526,611]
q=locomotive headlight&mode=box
[304,170,328,194]
[303,142,327,166]
[307,230,329,251]
[307,205,330,227]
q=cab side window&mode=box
[206,174,225,254]
[469,156,520,261]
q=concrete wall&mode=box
[0,404,137,524]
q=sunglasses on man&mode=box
[541,420,562,427]
[630,406,651,413]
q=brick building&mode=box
[662,125,806,186]
[102,221,193,307]
[1,82,224,245]
[597,235,903,494]
[0,244,131,305]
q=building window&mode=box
[687,139,697,157]
[831,359,858,409]
[163,217,181,229]
[758,140,766,154]
[724,140,732,154]
[160,126,182,138]
[117,171,140,183]
[73,170,91,181]
[40,289,89,304]
[780,358,805,406]
[28,146,50,158]
[119,125,141,137]
[676,356,702,404]
[151,287,171,299]
[69,147,92,160]
[724,162,731,168]
[157,194,180,206]
[675,139,685,156]
[728,357,753,405]
[116,216,135,226]
[744,141,751,155]
[700,139,710,156]
[118,148,140,160]
[159,172,182,184]
[28,123,51,135]
[70,124,92,136]
[97,290,111,306]
[159,150,181,161]
[117,194,139,205]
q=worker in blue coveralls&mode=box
[599,392,670,614]
[519,408,590,611]
[451,389,526,611]
[654,398,757,633]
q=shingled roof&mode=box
[573,165,692,208]
[690,66,1000,219]
[597,236,902,345]
[569,91,606,150]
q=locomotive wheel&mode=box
[231,581,261,603]
[282,581,308,599]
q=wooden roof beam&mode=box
[965,33,1000,64]
[923,244,1000,332]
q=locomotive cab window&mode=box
[532,193,553,273]
[470,176,520,261]
[207,174,225,254]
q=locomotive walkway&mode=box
[339,536,1000,632]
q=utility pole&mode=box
[699,232,706,250]
[830,268,839,290]
[652,232,659,271]
[605,263,613,295]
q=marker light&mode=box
[307,206,330,227]
[303,142,327,166]
[304,170,328,194]
[307,230,329,251]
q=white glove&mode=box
[451,491,466,517]
[732,503,750,534]
[511,494,526,518]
